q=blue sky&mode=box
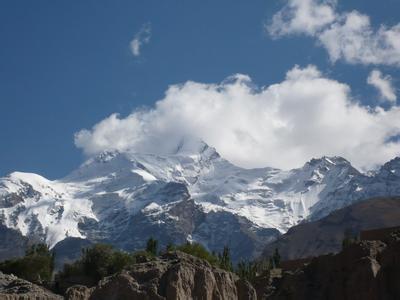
[1,0,400,178]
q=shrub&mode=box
[131,250,155,263]
[165,242,175,252]
[176,242,219,266]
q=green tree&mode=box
[55,243,135,292]
[81,244,115,281]
[236,260,258,282]
[218,246,233,271]
[272,248,281,268]
[166,242,175,252]
[109,251,135,274]
[342,228,358,249]
[0,243,54,283]
[146,237,158,256]
[269,256,275,269]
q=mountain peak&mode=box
[380,156,400,176]
[306,156,351,169]
[93,150,121,163]
[173,138,220,160]
[174,138,214,154]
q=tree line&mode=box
[0,237,281,293]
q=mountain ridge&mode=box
[1,140,400,262]
[262,196,400,260]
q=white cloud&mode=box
[319,12,400,65]
[268,0,337,37]
[130,23,151,57]
[267,0,400,66]
[367,69,397,103]
[75,65,400,170]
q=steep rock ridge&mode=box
[263,197,400,260]
[65,251,256,300]
[1,140,400,262]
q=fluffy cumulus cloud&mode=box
[267,0,400,66]
[367,70,397,103]
[75,65,400,170]
[130,23,151,57]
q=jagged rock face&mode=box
[0,271,62,300]
[265,239,400,300]
[263,197,400,260]
[74,198,279,264]
[1,140,400,263]
[65,251,256,300]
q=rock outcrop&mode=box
[265,236,400,300]
[65,251,256,300]
[0,271,62,300]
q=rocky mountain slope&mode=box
[263,196,400,260]
[1,139,400,262]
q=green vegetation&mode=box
[236,260,259,282]
[0,243,54,283]
[0,237,274,290]
[164,242,236,272]
[55,243,135,291]
[236,259,271,282]
[218,246,233,272]
[342,228,359,249]
[235,248,281,283]
[145,237,158,256]
[270,248,281,268]
[80,244,134,281]
[168,242,220,266]
[55,239,233,291]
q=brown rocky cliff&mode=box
[264,238,400,300]
[65,251,256,300]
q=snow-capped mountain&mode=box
[1,140,400,262]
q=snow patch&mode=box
[132,169,157,181]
